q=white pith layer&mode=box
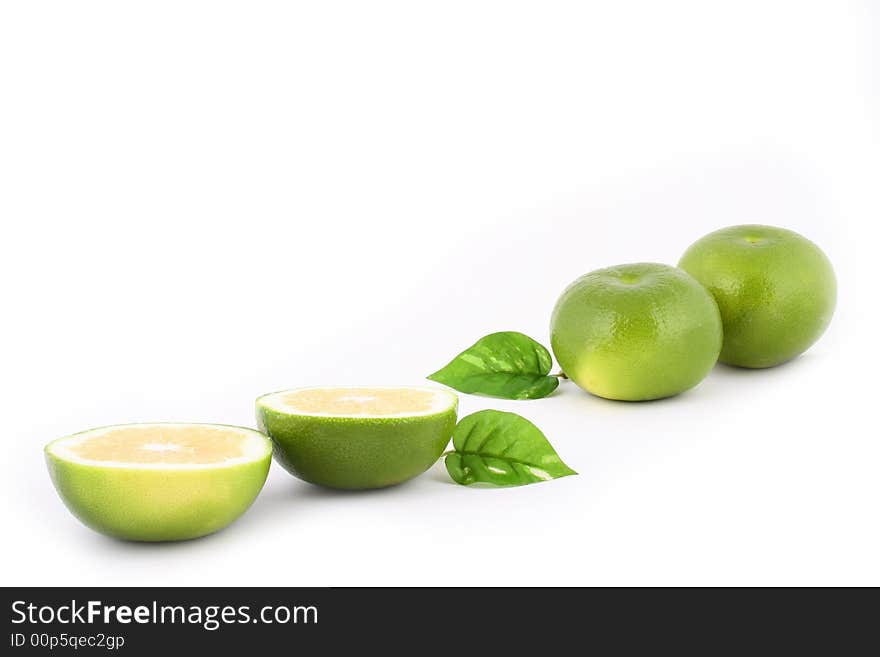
[257,386,458,418]
[46,423,271,470]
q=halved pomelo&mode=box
[45,423,272,541]
[256,386,458,489]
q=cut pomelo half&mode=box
[256,386,458,489]
[45,423,272,542]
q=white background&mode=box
[1,1,877,586]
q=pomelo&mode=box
[256,386,458,489]
[550,263,723,401]
[679,225,836,368]
[45,423,272,541]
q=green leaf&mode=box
[445,410,577,486]
[427,331,559,400]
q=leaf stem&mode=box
[551,371,568,380]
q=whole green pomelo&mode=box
[550,263,723,401]
[678,225,836,368]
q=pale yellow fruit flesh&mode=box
[58,424,254,466]
[266,386,452,417]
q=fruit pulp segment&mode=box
[54,425,257,465]
[272,387,446,416]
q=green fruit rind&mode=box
[45,424,272,542]
[256,387,458,490]
[550,263,723,401]
[679,225,837,368]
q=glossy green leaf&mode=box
[427,331,559,399]
[445,410,577,486]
